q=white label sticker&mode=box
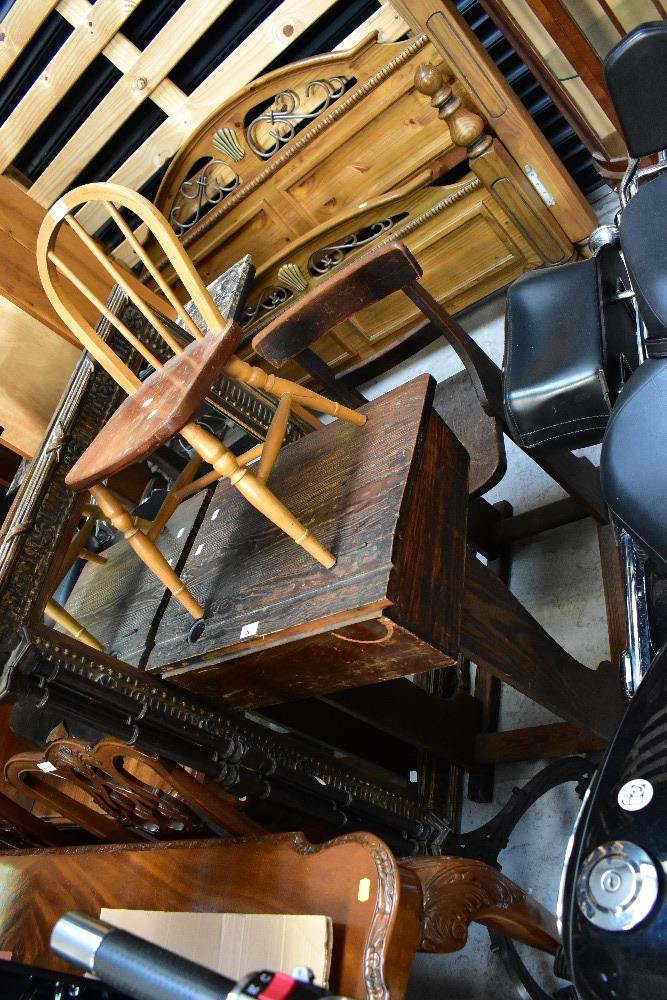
[358,878,371,902]
[618,778,654,811]
[240,621,259,639]
[37,761,57,773]
[524,164,556,206]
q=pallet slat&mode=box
[110,0,408,268]
[30,0,236,205]
[0,0,144,173]
[0,0,61,82]
[336,1,408,49]
[56,0,188,115]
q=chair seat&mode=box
[66,324,242,491]
[601,357,667,570]
[503,256,610,450]
[620,171,667,342]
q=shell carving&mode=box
[276,262,309,293]
[212,127,245,161]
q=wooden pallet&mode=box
[0,0,408,216]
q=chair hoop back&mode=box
[37,182,233,395]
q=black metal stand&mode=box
[445,757,593,1000]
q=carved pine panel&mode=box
[237,175,540,379]
[148,31,577,377]
[153,35,441,268]
[280,73,451,226]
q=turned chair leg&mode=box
[257,393,292,483]
[90,484,204,619]
[45,598,104,652]
[180,422,336,569]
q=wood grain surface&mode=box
[432,370,505,497]
[64,493,208,660]
[144,376,467,707]
[65,322,242,490]
[402,854,559,955]
[252,242,423,366]
[5,737,264,842]
[0,832,422,1000]
[460,554,626,740]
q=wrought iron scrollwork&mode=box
[170,159,240,235]
[241,285,293,326]
[246,77,347,159]
[308,213,409,274]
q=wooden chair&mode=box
[37,183,366,620]
[5,737,265,843]
[252,238,606,526]
[252,240,505,428]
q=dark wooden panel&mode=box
[164,616,458,710]
[460,553,626,740]
[474,721,606,764]
[0,443,21,490]
[150,375,467,677]
[494,496,589,545]
[323,680,480,767]
[433,369,505,497]
[597,521,626,667]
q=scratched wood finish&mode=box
[0,832,422,1000]
[166,616,460,710]
[145,376,468,704]
[253,243,423,366]
[67,323,243,490]
[64,493,207,660]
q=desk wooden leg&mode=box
[400,855,559,955]
[460,553,625,741]
[468,501,512,803]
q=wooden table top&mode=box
[62,373,468,711]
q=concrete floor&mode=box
[360,186,620,998]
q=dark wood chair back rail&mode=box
[4,738,265,843]
[253,243,423,366]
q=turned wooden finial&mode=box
[414,62,447,99]
[414,61,492,159]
